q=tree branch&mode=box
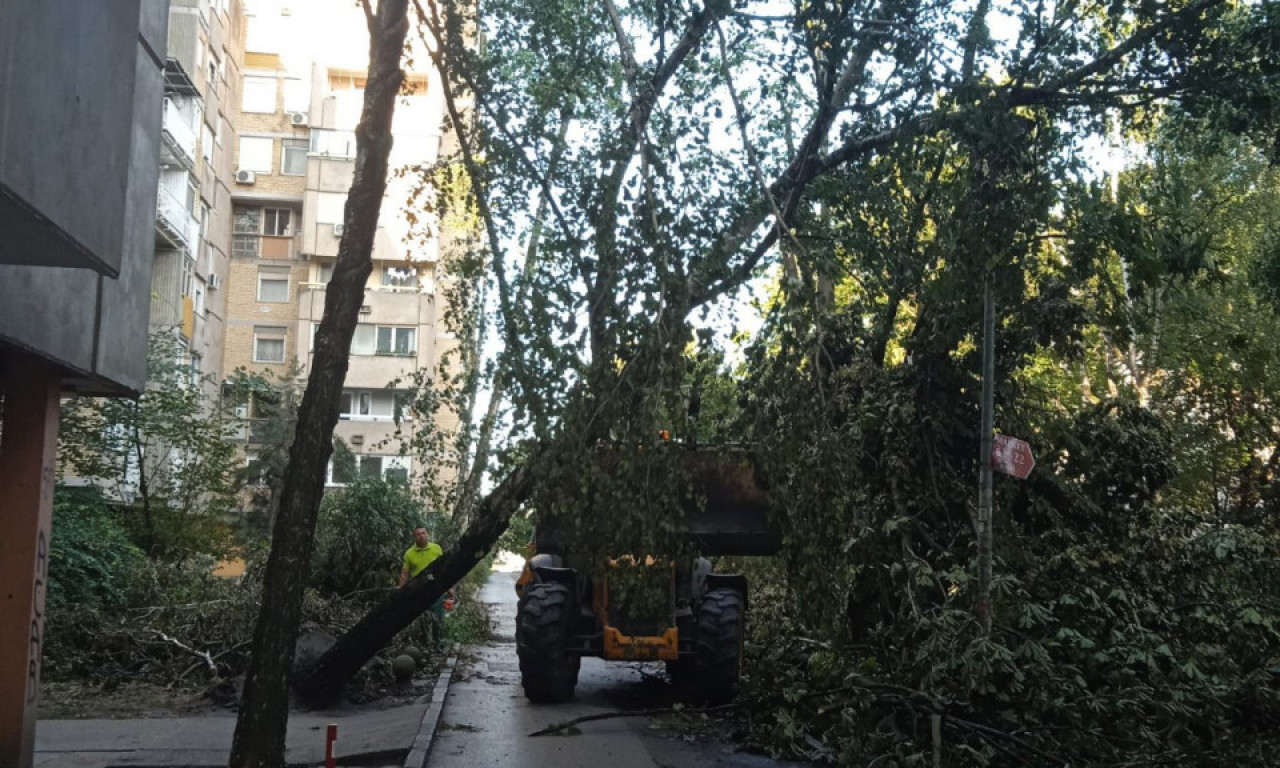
[714,21,802,274]
[603,0,640,86]
[529,703,737,737]
[416,0,525,370]
[152,629,217,675]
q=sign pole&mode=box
[977,274,995,634]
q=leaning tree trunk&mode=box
[293,453,541,701]
[228,3,410,767]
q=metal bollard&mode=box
[325,723,338,768]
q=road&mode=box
[428,560,797,768]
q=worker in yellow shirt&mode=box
[399,526,453,650]
[399,526,443,586]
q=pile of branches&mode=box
[41,570,403,694]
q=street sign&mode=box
[991,434,1035,479]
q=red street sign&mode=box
[992,434,1035,479]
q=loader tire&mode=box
[516,582,579,703]
[694,588,744,704]
[665,657,695,688]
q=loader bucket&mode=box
[535,447,781,557]
[684,451,780,556]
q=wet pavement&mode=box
[427,560,799,768]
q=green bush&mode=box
[443,554,495,644]
[311,476,440,595]
[47,488,154,612]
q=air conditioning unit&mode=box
[290,112,308,126]
[235,169,256,184]
[332,223,345,237]
[208,274,222,290]
[359,304,372,314]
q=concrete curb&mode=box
[403,655,457,768]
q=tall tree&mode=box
[58,332,238,556]
[228,1,411,765]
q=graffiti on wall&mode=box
[27,465,54,703]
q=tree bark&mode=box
[227,3,409,767]
[292,452,540,701]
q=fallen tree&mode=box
[292,453,540,700]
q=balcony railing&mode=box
[161,98,197,168]
[232,234,294,260]
[156,185,198,251]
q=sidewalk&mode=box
[36,689,437,768]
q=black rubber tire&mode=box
[516,582,580,703]
[694,588,744,704]
[665,657,696,688]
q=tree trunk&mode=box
[227,3,409,767]
[293,453,540,702]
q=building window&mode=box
[253,326,287,363]
[235,207,262,233]
[316,261,334,284]
[377,326,416,356]
[283,78,309,113]
[329,458,355,486]
[243,394,281,443]
[327,455,409,486]
[199,202,210,243]
[202,123,214,163]
[194,281,206,315]
[382,265,417,289]
[239,136,273,173]
[264,208,292,236]
[349,324,416,356]
[281,139,308,175]
[242,76,276,113]
[235,206,294,259]
[233,238,257,259]
[257,267,290,302]
[309,128,357,158]
[189,352,202,388]
[384,457,410,483]
[233,206,261,258]
[244,452,269,486]
[338,389,399,421]
[207,53,220,96]
[351,324,376,355]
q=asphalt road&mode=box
[427,562,798,768]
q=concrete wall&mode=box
[0,1,169,395]
[0,1,154,275]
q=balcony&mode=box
[156,184,198,251]
[160,98,197,169]
[232,234,295,261]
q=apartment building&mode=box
[223,0,459,487]
[154,0,246,391]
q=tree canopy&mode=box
[296,0,1280,763]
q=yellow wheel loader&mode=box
[514,451,779,704]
